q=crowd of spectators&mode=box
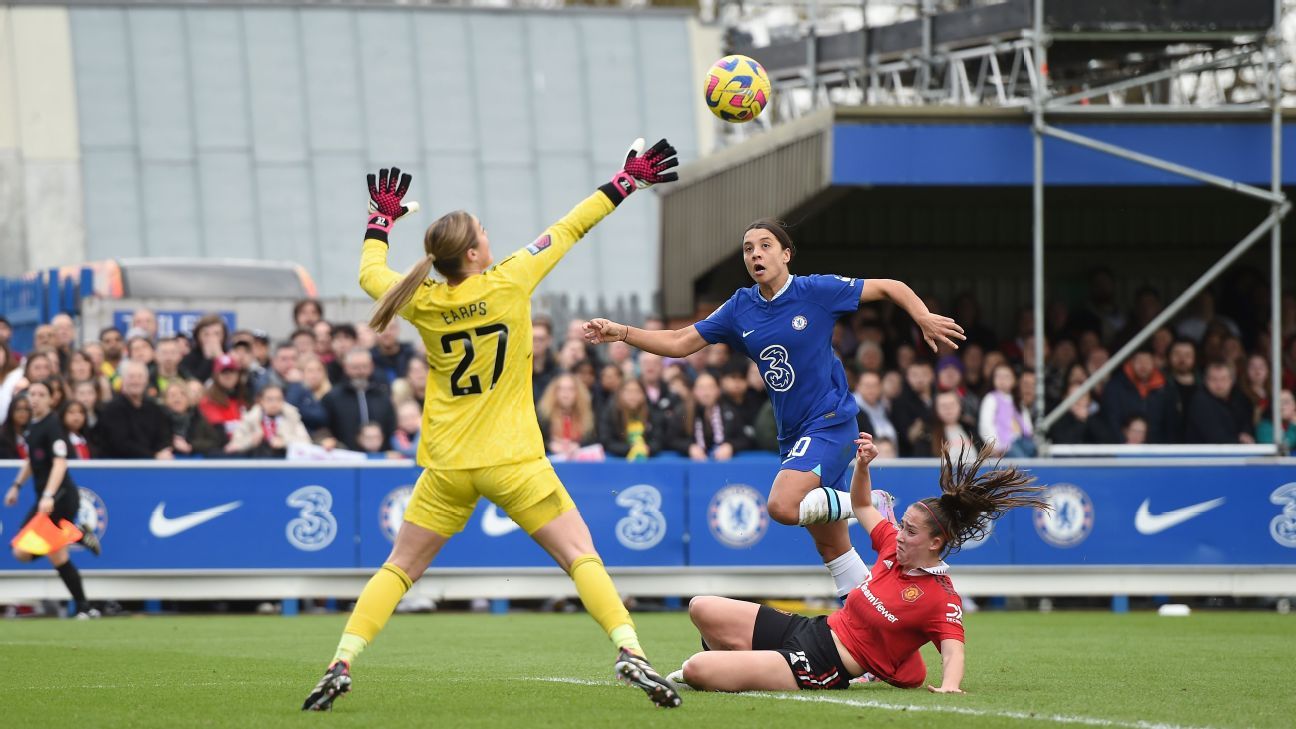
[0,302,402,461]
[0,268,1294,463]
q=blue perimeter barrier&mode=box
[2,458,1294,572]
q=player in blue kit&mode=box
[584,220,964,598]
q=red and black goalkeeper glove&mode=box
[600,138,680,206]
[366,167,421,243]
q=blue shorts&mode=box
[777,418,857,491]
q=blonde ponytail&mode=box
[368,210,478,332]
[370,254,436,332]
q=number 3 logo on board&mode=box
[285,485,337,552]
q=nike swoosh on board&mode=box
[149,501,243,538]
[1133,497,1225,535]
[481,504,522,537]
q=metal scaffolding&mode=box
[727,0,1290,454]
[1030,0,1289,456]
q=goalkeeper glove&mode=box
[600,138,679,205]
[365,167,421,243]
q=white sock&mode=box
[824,548,868,599]
[798,487,855,525]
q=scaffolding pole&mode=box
[1270,0,1284,453]
[1041,204,1290,435]
[1031,0,1047,444]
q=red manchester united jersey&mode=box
[827,520,965,688]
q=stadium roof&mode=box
[659,105,1296,319]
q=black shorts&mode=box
[22,488,81,530]
[752,605,852,690]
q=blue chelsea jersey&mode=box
[694,274,863,444]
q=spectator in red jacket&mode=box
[62,401,97,459]
[198,354,248,438]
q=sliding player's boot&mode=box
[872,490,897,526]
[665,668,694,689]
[302,660,351,711]
[615,649,682,708]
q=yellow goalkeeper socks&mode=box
[333,562,413,665]
[569,554,643,656]
[609,624,644,657]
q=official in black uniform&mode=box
[4,380,102,617]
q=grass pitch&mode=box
[1,610,1290,728]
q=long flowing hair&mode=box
[614,379,650,434]
[536,374,594,440]
[370,210,478,332]
[918,443,1050,557]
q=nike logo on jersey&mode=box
[481,504,522,537]
[1133,497,1225,535]
[742,330,756,338]
[149,501,243,538]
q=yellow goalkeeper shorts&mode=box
[403,457,576,538]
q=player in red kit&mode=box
[675,433,1048,693]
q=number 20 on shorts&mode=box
[788,436,811,458]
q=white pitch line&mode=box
[529,677,1220,729]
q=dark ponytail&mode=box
[918,443,1050,557]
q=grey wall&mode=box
[68,5,701,309]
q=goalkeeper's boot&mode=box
[872,490,898,526]
[615,649,681,708]
[77,524,102,556]
[302,660,351,711]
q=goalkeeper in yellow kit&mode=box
[302,139,682,711]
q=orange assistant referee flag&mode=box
[10,513,83,555]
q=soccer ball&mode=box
[704,54,771,123]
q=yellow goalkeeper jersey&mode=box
[359,190,615,470]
